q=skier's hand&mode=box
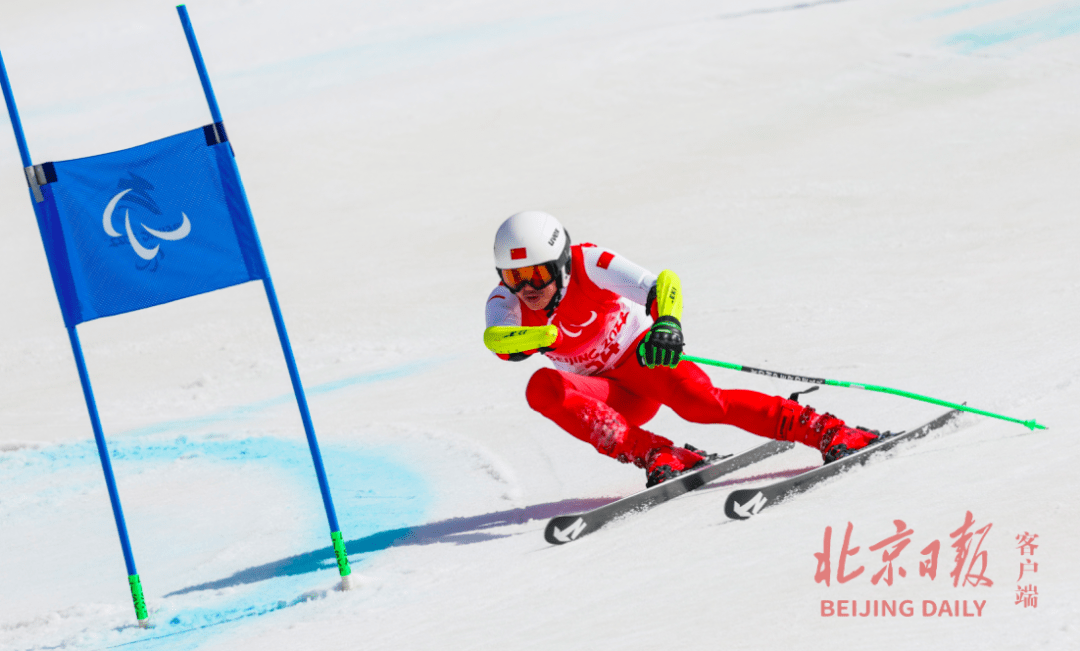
[637,316,684,369]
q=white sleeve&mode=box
[579,246,657,306]
[485,285,521,327]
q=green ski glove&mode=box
[637,316,684,369]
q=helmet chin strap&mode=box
[543,260,571,317]
[543,285,565,317]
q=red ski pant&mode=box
[525,352,792,462]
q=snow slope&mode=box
[1,0,1077,649]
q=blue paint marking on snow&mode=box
[0,434,432,650]
[306,358,442,396]
[918,0,1010,20]
[158,12,601,118]
[943,2,1080,50]
[0,358,446,647]
[126,357,444,437]
[229,13,581,85]
[0,357,446,648]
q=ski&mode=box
[724,408,962,520]
[545,439,794,545]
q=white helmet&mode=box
[494,211,572,311]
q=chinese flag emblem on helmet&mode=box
[510,247,527,260]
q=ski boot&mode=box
[778,401,882,463]
[644,444,708,487]
[820,425,882,463]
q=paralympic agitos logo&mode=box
[103,173,191,269]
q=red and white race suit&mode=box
[485,243,860,467]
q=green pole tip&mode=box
[1025,420,1047,431]
[331,531,352,577]
[128,574,149,623]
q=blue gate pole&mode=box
[0,48,32,165]
[176,4,353,588]
[1,48,151,626]
[69,328,151,624]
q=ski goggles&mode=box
[499,262,557,292]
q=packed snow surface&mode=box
[1,0,1077,649]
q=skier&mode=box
[484,211,881,487]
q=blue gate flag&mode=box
[32,123,267,326]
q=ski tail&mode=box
[724,408,962,520]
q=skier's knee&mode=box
[526,368,564,413]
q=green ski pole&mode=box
[681,355,1047,431]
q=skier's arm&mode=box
[645,269,683,321]
[578,246,657,305]
[484,325,561,355]
[578,246,682,320]
[484,286,562,360]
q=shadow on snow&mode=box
[167,464,818,597]
[165,496,614,596]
